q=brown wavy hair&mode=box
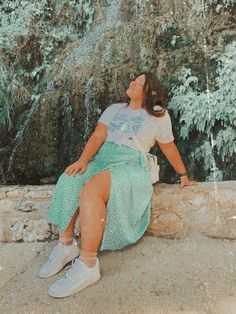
[126,72,166,118]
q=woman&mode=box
[39,72,196,298]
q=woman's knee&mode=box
[57,172,71,184]
[57,171,82,189]
[80,170,111,204]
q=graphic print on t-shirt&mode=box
[109,112,145,134]
[98,103,175,151]
[131,116,143,133]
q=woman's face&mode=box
[126,74,146,101]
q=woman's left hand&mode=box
[180,175,197,188]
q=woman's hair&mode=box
[126,72,167,118]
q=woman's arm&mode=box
[65,122,107,176]
[157,141,186,174]
[156,140,196,187]
[79,122,108,163]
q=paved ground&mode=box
[1,234,236,314]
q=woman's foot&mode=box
[48,257,101,298]
[38,239,80,279]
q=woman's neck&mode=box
[129,99,143,110]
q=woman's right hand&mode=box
[64,159,88,176]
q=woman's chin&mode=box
[126,90,132,98]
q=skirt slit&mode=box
[47,142,153,251]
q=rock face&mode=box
[0,185,54,242]
[0,1,235,184]
[0,181,235,242]
[148,181,236,239]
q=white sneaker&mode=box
[38,239,79,279]
[48,257,101,298]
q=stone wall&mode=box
[148,181,236,239]
[0,185,54,242]
[0,181,236,242]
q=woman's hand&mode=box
[180,175,197,188]
[64,159,88,176]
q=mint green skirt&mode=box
[48,141,153,251]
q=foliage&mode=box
[0,0,95,130]
[0,0,94,50]
[0,60,21,131]
[208,0,236,13]
[207,0,236,5]
[192,0,236,13]
[168,41,236,181]
[0,0,47,50]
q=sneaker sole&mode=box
[48,274,101,298]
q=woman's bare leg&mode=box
[79,170,111,267]
[59,206,80,245]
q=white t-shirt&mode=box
[98,103,174,152]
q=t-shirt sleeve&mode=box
[97,103,125,126]
[154,111,174,143]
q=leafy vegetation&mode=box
[168,41,236,181]
[0,0,95,133]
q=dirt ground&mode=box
[1,234,236,314]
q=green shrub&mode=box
[168,41,236,181]
[0,0,94,133]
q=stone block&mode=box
[189,193,210,207]
[0,215,14,242]
[24,190,53,200]
[147,211,184,237]
[0,199,19,213]
[11,219,51,242]
[209,189,236,206]
[0,191,6,199]
[17,200,51,212]
[6,187,28,201]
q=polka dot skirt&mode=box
[48,142,153,251]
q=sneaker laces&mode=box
[64,259,78,279]
[64,258,83,280]
[65,259,76,272]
